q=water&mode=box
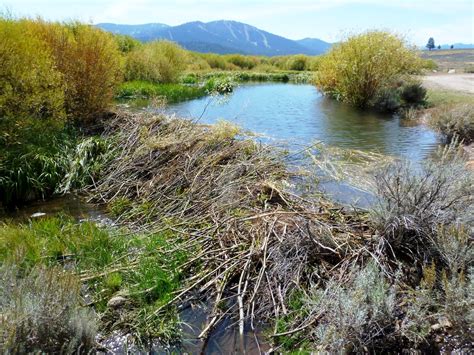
[166,83,441,206]
[167,83,440,161]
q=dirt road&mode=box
[423,73,474,94]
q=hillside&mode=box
[96,20,331,56]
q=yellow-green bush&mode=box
[0,18,65,141]
[125,40,188,83]
[315,31,423,107]
[29,20,123,124]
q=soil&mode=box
[423,73,474,94]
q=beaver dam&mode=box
[3,106,472,353]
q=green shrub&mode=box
[286,55,309,71]
[429,103,474,143]
[399,81,427,106]
[205,77,235,94]
[125,40,188,83]
[315,31,423,108]
[114,33,142,53]
[0,264,97,353]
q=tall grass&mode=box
[315,31,423,108]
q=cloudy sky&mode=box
[3,0,474,45]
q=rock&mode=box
[438,316,452,328]
[448,69,456,74]
[30,212,46,218]
[107,296,127,308]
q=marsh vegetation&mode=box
[1,16,473,354]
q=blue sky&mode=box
[3,0,473,45]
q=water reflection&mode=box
[167,83,440,162]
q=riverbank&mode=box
[3,108,472,353]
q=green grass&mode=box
[116,80,208,102]
[0,216,191,345]
[426,88,474,106]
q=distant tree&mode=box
[426,37,435,51]
[437,45,441,50]
[450,44,454,49]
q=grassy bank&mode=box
[116,81,209,101]
[0,216,190,351]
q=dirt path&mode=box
[423,73,474,94]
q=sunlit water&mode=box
[166,83,441,206]
[167,83,439,160]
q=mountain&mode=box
[96,20,332,56]
[297,38,333,55]
[96,23,169,39]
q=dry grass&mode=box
[428,103,474,144]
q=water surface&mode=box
[167,83,439,162]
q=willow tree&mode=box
[315,31,423,108]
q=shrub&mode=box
[303,263,396,352]
[223,54,258,69]
[125,40,188,83]
[205,77,235,94]
[0,264,97,353]
[399,81,427,106]
[114,33,141,53]
[429,103,474,143]
[286,55,309,71]
[0,18,65,141]
[30,20,123,124]
[371,144,473,254]
[315,31,423,107]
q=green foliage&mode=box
[117,80,208,102]
[125,40,188,83]
[114,34,142,53]
[0,216,190,344]
[315,31,423,108]
[399,81,427,106]
[0,264,97,353]
[429,103,474,143]
[286,55,309,71]
[204,77,235,94]
[426,37,435,51]
[0,122,70,206]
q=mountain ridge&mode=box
[96,20,332,56]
